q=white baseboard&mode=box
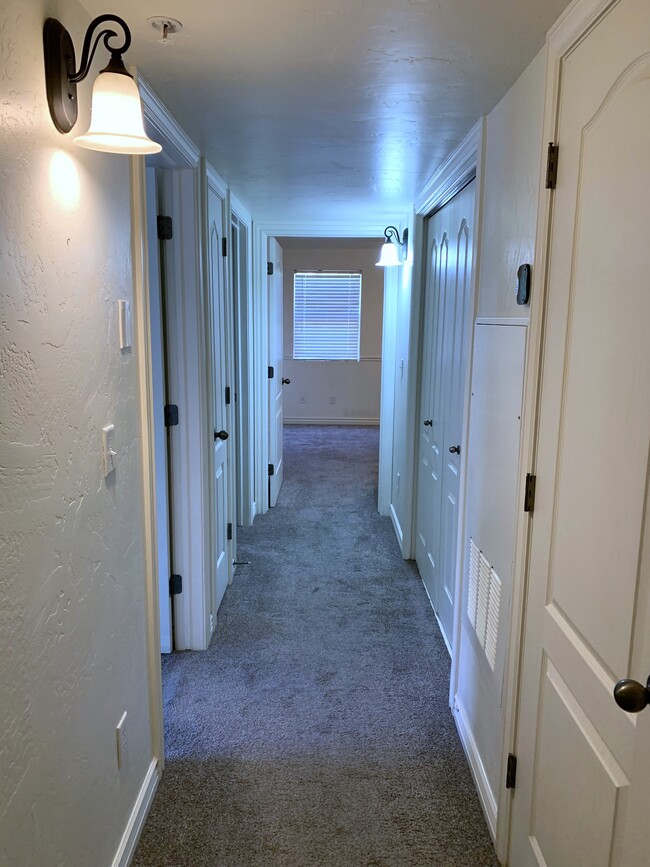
[112,758,160,867]
[389,503,403,547]
[453,695,497,842]
[284,417,379,426]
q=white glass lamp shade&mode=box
[73,71,162,155]
[376,240,401,267]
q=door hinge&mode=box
[227,522,233,541]
[222,236,227,257]
[225,386,231,405]
[545,143,559,189]
[169,574,183,595]
[164,404,179,427]
[268,365,274,379]
[267,261,274,276]
[268,463,275,476]
[157,215,173,240]
[524,473,536,513]
[506,753,517,789]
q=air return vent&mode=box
[467,539,501,671]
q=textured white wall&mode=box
[0,2,153,865]
[281,243,383,423]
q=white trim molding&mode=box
[139,76,200,169]
[415,120,483,215]
[284,417,379,426]
[111,759,160,867]
[254,220,388,239]
[453,698,498,842]
[129,155,165,770]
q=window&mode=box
[293,271,362,360]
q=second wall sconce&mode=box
[376,226,408,267]
[44,14,162,155]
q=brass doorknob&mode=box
[423,419,433,426]
[449,445,461,454]
[214,429,229,441]
[613,676,650,713]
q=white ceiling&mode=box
[82,0,571,223]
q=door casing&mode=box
[251,221,388,516]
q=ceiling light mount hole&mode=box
[148,17,183,44]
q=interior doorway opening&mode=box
[269,236,386,507]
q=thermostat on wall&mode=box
[516,264,531,305]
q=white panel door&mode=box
[207,186,230,614]
[416,217,445,610]
[438,210,473,642]
[510,1,650,863]
[415,181,475,649]
[268,237,284,507]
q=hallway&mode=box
[133,426,497,866]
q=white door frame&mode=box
[412,118,484,664]
[230,194,256,527]
[251,220,387,516]
[134,77,211,662]
[377,265,399,517]
[144,166,172,655]
[130,75,206,765]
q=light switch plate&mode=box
[102,424,116,477]
[118,299,132,349]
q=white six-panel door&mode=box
[416,181,475,649]
[510,1,650,862]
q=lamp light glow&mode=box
[74,71,161,154]
[44,15,162,155]
[376,241,401,267]
[376,226,408,267]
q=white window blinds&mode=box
[293,271,362,360]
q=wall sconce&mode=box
[43,14,162,155]
[376,226,408,267]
